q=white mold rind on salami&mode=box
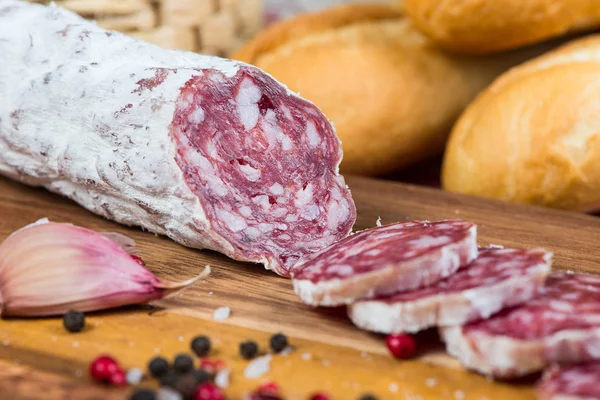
[348,248,552,334]
[0,1,356,276]
[440,272,600,378]
[538,362,600,400]
[291,220,478,306]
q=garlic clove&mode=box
[0,221,208,317]
[99,231,139,255]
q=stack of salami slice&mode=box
[291,220,600,400]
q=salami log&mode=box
[348,247,552,334]
[0,1,356,277]
[538,362,600,400]
[291,220,477,306]
[441,272,600,378]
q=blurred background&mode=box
[27,0,600,213]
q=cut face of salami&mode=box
[348,248,552,334]
[538,362,600,400]
[171,68,355,274]
[441,272,600,378]
[0,1,356,276]
[291,220,478,306]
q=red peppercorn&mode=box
[89,355,120,383]
[108,369,126,386]
[309,393,330,400]
[194,383,225,400]
[248,393,283,400]
[257,381,280,395]
[131,255,145,266]
[385,334,416,359]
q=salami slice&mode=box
[440,272,600,378]
[0,1,356,276]
[291,220,478,306]
[538,362,600,400]
[348,247,552,334]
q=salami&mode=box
[441,272,600,378]
[348,247,552,334]
[538,362,600,400]
[291,220,477,306]
[0,1,356,276]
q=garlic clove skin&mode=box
[0,221,208,317]
[99,231,139,255]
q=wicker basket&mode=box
[28,0,264,56]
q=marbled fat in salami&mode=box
[348,247,552,334]
[538,362,600,400]
[0,1,356,276]
[441,272,600,378]
[291,220,478,306]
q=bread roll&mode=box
[232,4,558,176]
[443,35,600,212]
[404,0,600,54]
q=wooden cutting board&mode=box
[1,175,600,400]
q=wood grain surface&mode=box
[1,175,599,399]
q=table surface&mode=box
[2,174,600,399]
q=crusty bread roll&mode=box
[404,0,600,54]
[232,4,559,176]
[443,35,600,212]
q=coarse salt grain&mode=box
[244,354,272,379]
[454,390,465,400]
[126,368,144,385]
[425,378,437,388]
[215,369,231,388]
[209,291,214,295]
[321,359,331,367]
[389,382,399,392]
[213,306,231,321]
[301,352,312,360]
[279,346,294,356]
[178,336,184,342]
[154,348,161,354]
[157,387,182,400]
[72,341,79,348]
[376,217,382,227]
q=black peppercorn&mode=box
[172,372,198,400]
[148,356,170,378]
[358,394,378,400]
[269,333,288,353]
[190,335,211,357]
[240,340,259,359]
[63,310,85,333]
[193,368,212,384]
[173,354,194,374]
[159,371,179,388]
[129,388,157,400]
